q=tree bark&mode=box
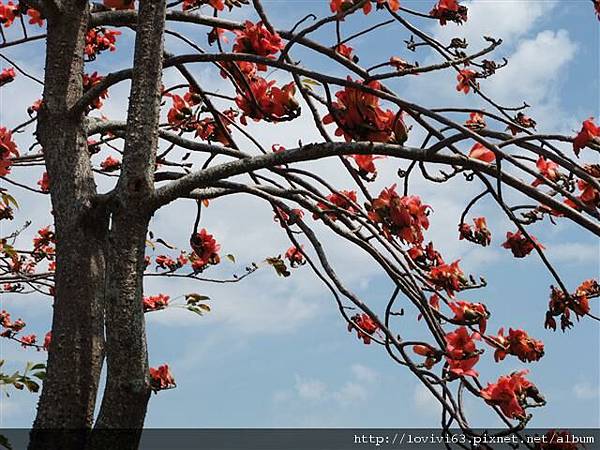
[29,2,107,450]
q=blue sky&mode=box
[0,0,599,430]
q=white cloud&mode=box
[334,381,368,405]
[545,242,600,265]
[295,376,327,401]
[573,382,600,400]
[351,364,378,383]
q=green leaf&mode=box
[32,371,46,381]
[24,379,39,393]
[265,256,290,278]
[30,363,46,371]
[226,254,236,263]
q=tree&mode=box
[0,0,599,449]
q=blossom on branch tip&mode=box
[573,118,599,156]
[501,230,543,258]
[348,313,379,344]
[285,246,305,267]
[468,142,495,163]
[445,326,480,377]
[456,69,478,94]
[100,156,121,172]
[480,370,543,420]
[143,294,170,313]
[487,327,544,363]
[0,127,19,176]
[464,111,486,131]
[190,229,221,272]
[313,190,358,221]
[459,216,491,247]
[0,67,15,87]
[430,0,468,25]
[150,364,176,391]
[448,301,489,333]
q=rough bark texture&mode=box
[29,2,107,450]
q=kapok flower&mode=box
[430,0,468,25]
[507,112,537,135]
[459,216,491,247]
[143,294,170,312]
[103,0,135,10]
[82,72,108,111]
[235,77,300,124]
[573,118,599,156]
[480,370,543,420]
[322,78,399,143]
[445,326,480,377]
[190,228,221,271]
[501,230,544,258]
[412,344,441,369]
[428,260,466,296]
[464,111,486,131]
[0,126,19,176]
[167,94,195,131]
[409,242,445,270]
[149,364,176,391]
[348,313,379,345]
[26,8,44,26]
[285,246,305,267]
[233,21,283,70]
[85,28,121,59]
[448,301,489,333]
[350,154,385,180]
[0,67,15,87]
[456,69,478,94]
[155,255,180,271]
[468,142,495,163]
[488,327,544,363]
[0,1,18,27]
[330,0,373,15]
[43,331,51,351]
[100,156,121,172]
[313,190,358,221]
[274,207,304,227]
[20,334,37,348]
[335,43,359,63]
[37,172,50,193]
[532,156,560,187]
[368,184,430,244]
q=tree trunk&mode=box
[30,2,107,450]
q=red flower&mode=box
[85,28,121,59]
[100,156,121,172]
[501,230,543,258]
[464,111,486,130]
[368,185,430,243]
[350,154,384,179]
[573,118,599,156]
[82,72,108,111]
[0,126,19,176]
[507,112,537,135]
[103,0,135,10]
[430,0,468,25]
[235,78,300,124]
[43,331,51,351]
[314,190,358,221]
[190,228,221,271]
[208,27,229,46]
[480,370,543,420]
[28,99,43,116]
[285,246,305,267]
[167,94,195,131]
[330,0,373,15]
[322,78,402,143]
[149,364,176,391]
[20,334,37,348]
[456,69,478,94]
[459,216,491,247]
[409,242,444,269]
[448,301,489,333]
[26,8,44,26]
[274,207,304,226]
[0,1,18,27]
[468,142,495,162]
[532,156,560,187]
[143,294,170,312]
[0,67,15,86]
[576,178,599,208]
[348,313,379,344]
[155,255,182,271]
[37,172,50,193]
[428,260,466,296]
[233,21,283,70]
[488,327,544,363]
[335,43,358,63]
[412,344,440,369]
[445,326,480,377]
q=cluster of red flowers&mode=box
[32,226,55,261]
[468,142,495,163]
[532,156,560,187]
[350,154,385,180]
[348,313,379,344]
[0,310,26,335]
[143,294,170,313]
[155,253,188,271]
[480,370,543,420]
[545,279,598,331]
[103,0,135,10]
[284,246,305,267]
[487,327,544,363]
[368,185,430,244]
[456,69,478,94]
[0,126,19,176]
[189,229,221,272]
[459,217,491,247]
[313,190,358,221]
[501,230,544,258]
[196,109,237,145]
[323,78,406,143]
[448,301,489,333]
[408,241,444,269]
[335,44,358,63]
[430,0,468,25]
[149,364,176,391]
[233,21,283,67]
[235,78,300,125]
[0,2,44,27]
[82,72,108,111]
[573,118,599,156]
[166,93,199,132]
[100,155,121,172]
[330,0,400,15]
[428,260,467,296]
[445,326,480,377]
[85,28,121,60]
[0,67,15,87]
